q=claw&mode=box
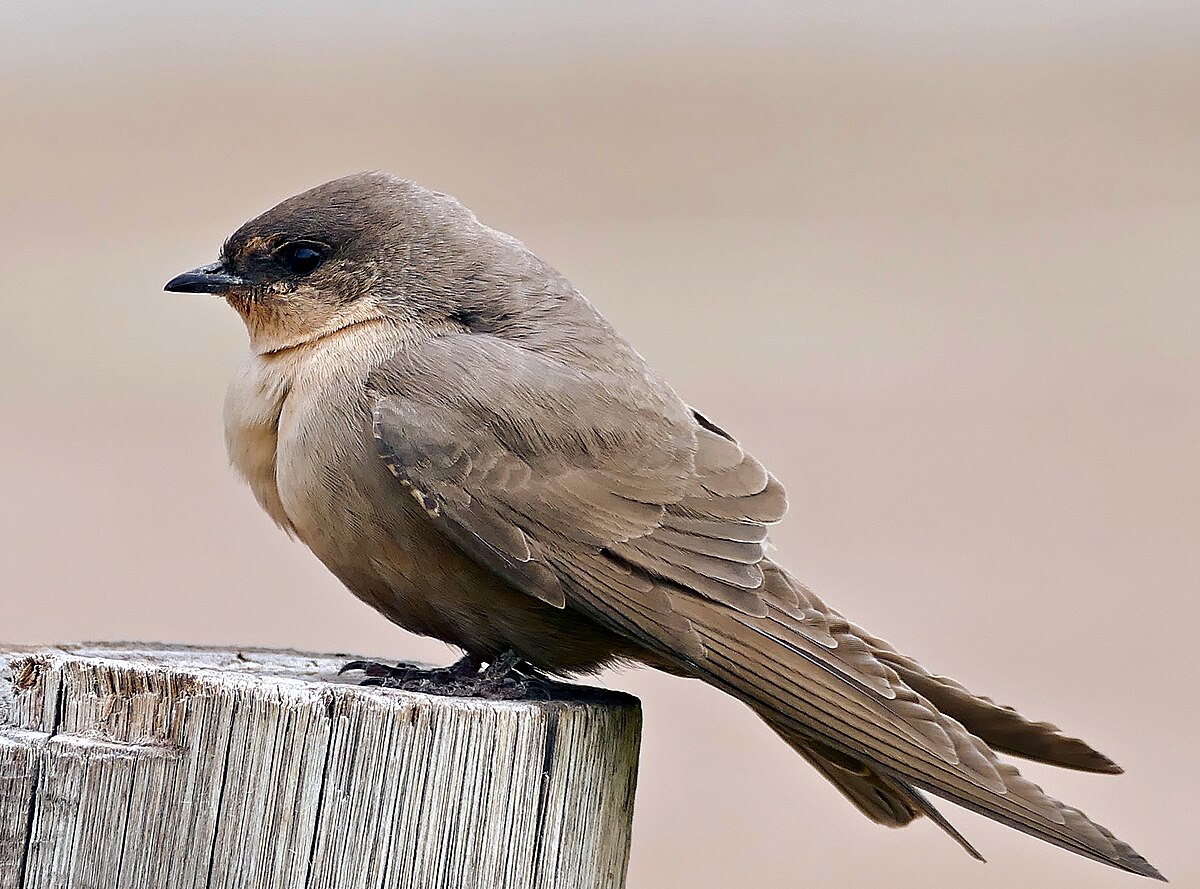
[337,652,555,701]
[481,649,522,681]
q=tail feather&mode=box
[852,624,1123,773]
[766,717,988,861]
[771,729,921,827]
[666,561,1166,881]
[879,771,987,862]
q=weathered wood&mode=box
[0,644,641,889]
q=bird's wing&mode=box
[368,333,1161,881]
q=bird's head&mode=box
[165,172,465,353]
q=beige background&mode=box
[2,3,1196,886]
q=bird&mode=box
[165,172,1163,881]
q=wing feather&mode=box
[366,333,1161,880]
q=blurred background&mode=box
[2,2,1197,886]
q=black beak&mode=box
[164,261,247,294]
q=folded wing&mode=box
[368,333,1161,881]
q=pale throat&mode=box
[230,296,392,356]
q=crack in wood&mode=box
[0,645,640,889]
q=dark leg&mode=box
[472,649,531,699]
[338,650,546,700]
[338,653,480,688]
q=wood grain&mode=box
[0,644,641,889]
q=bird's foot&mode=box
[339,650,548,701]
[338,653,481,692]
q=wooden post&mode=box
[0,643,641,889]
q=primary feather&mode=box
[370,328,1160,880]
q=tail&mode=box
[770,724,990,858]
[845,618,1124,774]
[669,560,1166,881]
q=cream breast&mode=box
[223,319,412,539]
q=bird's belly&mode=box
[270,399,632,671]
[267,396,534,651]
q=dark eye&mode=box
[275,241,329,276]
